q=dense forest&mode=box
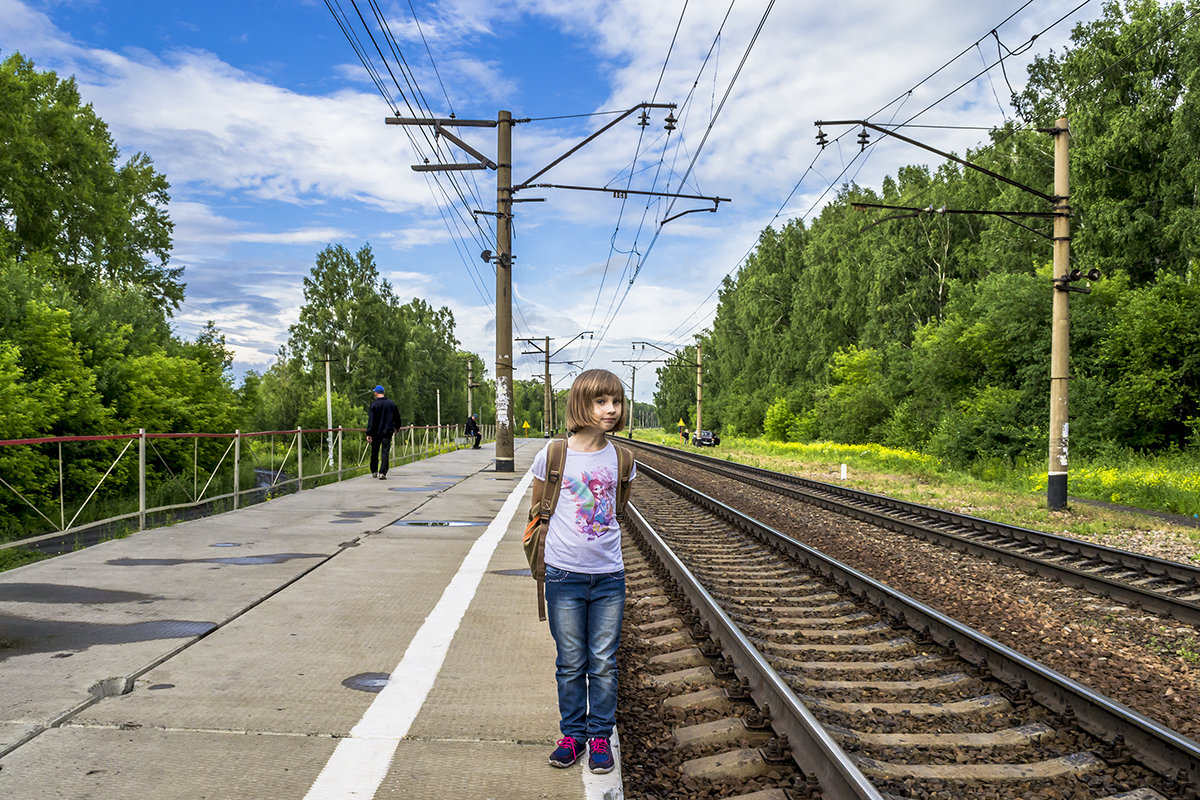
[654,0,1200,469]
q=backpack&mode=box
[523,439,634,621]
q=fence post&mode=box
[233,430,241,510]
[296,427,303,491]
[337,426,343,479]
[59,442,65,530]
[138,428,146,531]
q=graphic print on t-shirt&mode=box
[562,466,616,540]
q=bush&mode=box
[763,398,796,441]
[928,385,1043,467]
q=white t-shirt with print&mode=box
[528,440,635,574]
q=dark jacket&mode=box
[367,397,400,438]
[465,416,480,435]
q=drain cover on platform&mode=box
[342,672,390,693]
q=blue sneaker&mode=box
[549,736,582,768]
[587,737,614,773]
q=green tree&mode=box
[1094,271,1200,448]
[0,53,181,308]
[1015,0,1200,284]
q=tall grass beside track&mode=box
[629,429,1200,558]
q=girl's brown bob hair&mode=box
[566,369,626,434]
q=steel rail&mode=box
[633,461,1200,788]
[623,439,1200,626]
[625,502,883,800]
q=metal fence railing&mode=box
[0,423,496,552]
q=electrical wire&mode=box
[662,0,1087,345]
[587,0,777,358]
[577,0,691,363]
[407,0,455,117]
[324,0,527,345]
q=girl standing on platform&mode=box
[528,369,635,775]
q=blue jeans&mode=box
[544,565,625,740]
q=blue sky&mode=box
[1,0,1105,400]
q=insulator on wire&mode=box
[815,128,829,148]
[664,112,677,131]
[638,110,649,127]
[857,127,870,150]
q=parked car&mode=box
[692,430,720,446]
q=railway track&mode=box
[620,439,1200,627]
[619,465,1199,800]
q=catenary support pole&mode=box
[495,109,515,472]
[628,365,636,439]
[1048,117,1071,511]
[694,344,703,444]
[543,336,551,437]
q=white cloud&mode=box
[2,0,1104,393]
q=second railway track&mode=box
[620,439,1200,628]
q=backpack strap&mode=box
[613,443,634,519]
[539,438,568,523]
[531,438,568,621]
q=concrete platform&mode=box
[0,438,623,799]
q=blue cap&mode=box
[373,385,385,393]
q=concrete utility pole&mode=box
[323,353,334,466]
[543,336,551,436]
[817,117,1087,511]
[616,357,668,439]
[519,331,593,438]
[495,110,515,471]
[388,103,727,471]
[1048,117,1071,510]
[466,361,478,418]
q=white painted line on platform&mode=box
[303,471,535,800]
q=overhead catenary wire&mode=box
[406,0,455,117]
[663,0,1095,346]
[325,0,546,341]
[578,0,692,363]
[572,0,737,366]
[585,0,777,362]
[577,0,772,368]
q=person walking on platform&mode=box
[527,369,635,775]
[465,413,482,449]
[366,385,400,479]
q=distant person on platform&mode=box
[366,385,400,480]
[465,413,482,449]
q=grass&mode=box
[0,547,51,572]
[629,428,1200,554]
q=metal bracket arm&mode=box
[819,119,1056,204]
[514,102,677,191]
